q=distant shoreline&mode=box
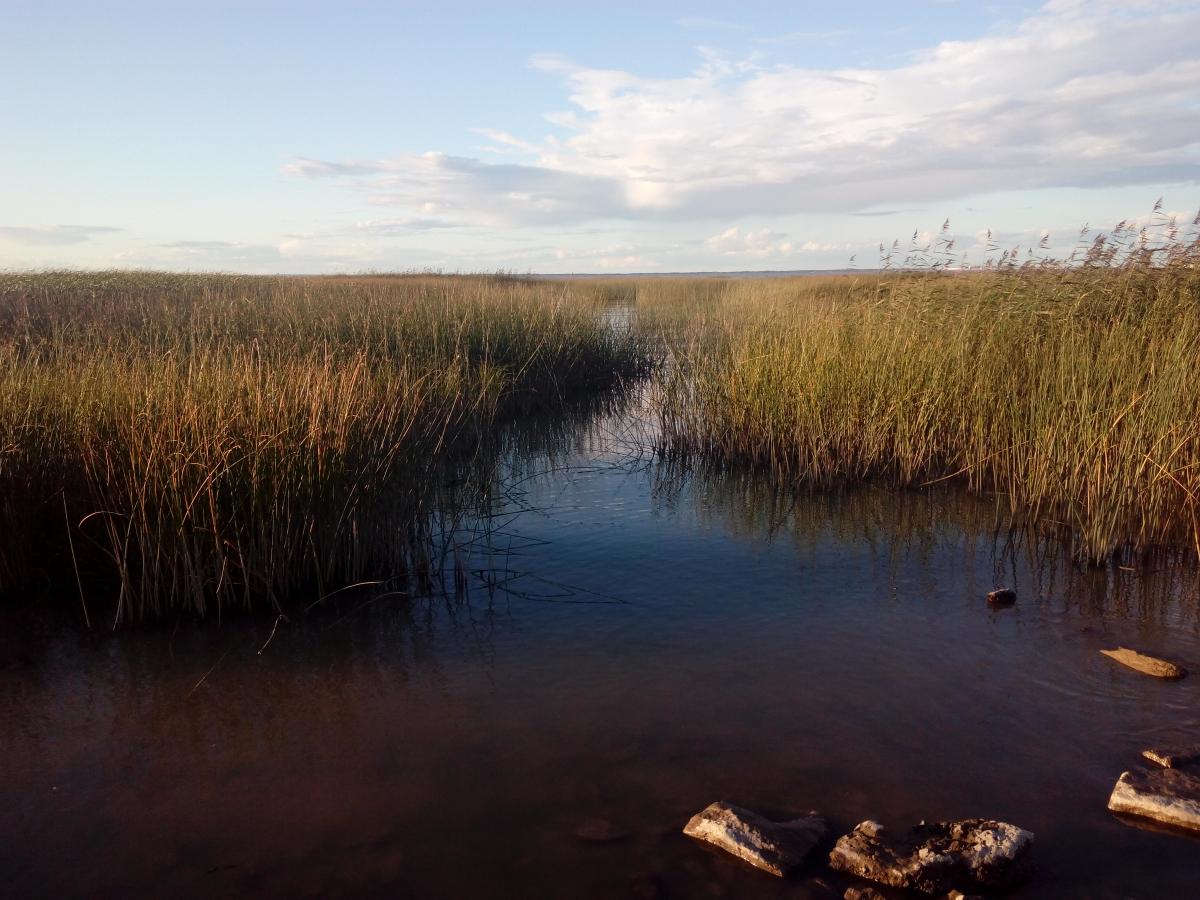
[529,269,866,279]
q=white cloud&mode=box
[0,225,122,246]
[799,240,852,253]
[705,227,855,258]
[286,1,1200,230]
[105,236,390,273]
[706,227,794,257]
[474,128,541,155]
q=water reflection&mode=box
[658,457,1200,633]
[2,389,1200,898]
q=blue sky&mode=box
[2,0,1197,273]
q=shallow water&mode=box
[2,395,1200,898]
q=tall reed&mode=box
[0,272,645,622]
[648,220,1200,562]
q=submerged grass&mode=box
[0,271,645,622]
[646,218,1200,563]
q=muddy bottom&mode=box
[2,406,1199,898]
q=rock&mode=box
[828,819,1033,895]
[682,801,827,877]
[985,588,1016,605]
[1107,768,1200,832]
[573,818,629,842]
[629,871,661,899]
[844,887,888,900]
[946,892,982,900]
[1100,647,1187,679]
[1142,744,1200,769]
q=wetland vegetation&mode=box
[2,213,1198,624]
[3,217,1200,898]
[0,272,646,622]
[645,227,1200,563]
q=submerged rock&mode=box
[1142,744,1200,769]
[828,819,1033,895]
[573,818,629,843]
[1108,768,1200,833]
[985,588,1016,606]
[1100,647,1187,679]
[628,871,661,899]
[682,801,826,877]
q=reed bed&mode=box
[0,271,645,623]
[647,220,1200,562]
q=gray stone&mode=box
[682,801,827,877]
[828,819,1034,896]
[1108,768,1200,833]
[1142,744,1200,769]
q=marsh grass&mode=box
[0,271,645,623]
[647,214,1200,562]
[5,206,1198,623]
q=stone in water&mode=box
[828,818,1033,895]
[682,801,826,877]
[1100,647,1187,679]
[1108,768,1200,833]
[573,818,629,842]
[1142,744,1200,769]
[986,588,1016,605]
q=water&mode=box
[2,392,1200,898]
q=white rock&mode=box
[682,801,826,877]
[1108,768,1200,832]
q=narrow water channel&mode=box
[2,389,1199,898]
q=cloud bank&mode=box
[285,0,1200,230]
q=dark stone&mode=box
[828,819,1033,896]
[803,876,840,897]
[844,887,888,900]
[985,588,1016,605]
[573,818,630,842]
[629,871,662,899]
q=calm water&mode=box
[2,394,1200,899]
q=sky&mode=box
[1,0,1198,273]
